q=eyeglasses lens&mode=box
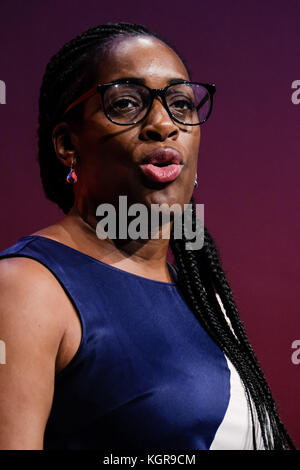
[165,84,211,125]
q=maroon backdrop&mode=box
[0,0,299,448]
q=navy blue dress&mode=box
[0,235,259,450]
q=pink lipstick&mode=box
[139,148,183,184]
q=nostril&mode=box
[146,130,164,141]
[145,129,178,141]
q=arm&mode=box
[0,257,66,449]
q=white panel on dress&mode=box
[209,294,266,450]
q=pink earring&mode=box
[66,158,77,184]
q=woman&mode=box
[0,22,295,450]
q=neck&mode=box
[60,204,174,282]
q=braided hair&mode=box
[37,22,295,450]
[170,198,295,450]
[37,22,184,213]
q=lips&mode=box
[139,148,183,184]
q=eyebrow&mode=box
[113,77,188,86]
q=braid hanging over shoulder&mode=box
[37,21,296,450]
[169,196,295,450]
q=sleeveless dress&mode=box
[0,235,264,450]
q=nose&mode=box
[139,97,179,142]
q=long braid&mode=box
[37,21,295,450]
[170,196,295,449]
[196,209,295,449]
[171,234,271,448]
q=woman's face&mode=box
[70,36,201,213]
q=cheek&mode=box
[190,127,201,151]
[77,121,134,165]
[182,129,201,166]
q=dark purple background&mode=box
[0,0,299,448]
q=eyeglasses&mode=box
[63,79,216,126]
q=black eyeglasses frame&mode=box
[64,79,216,126]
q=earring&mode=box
[66,158,77,184]
[194,172,198,188]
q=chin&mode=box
[142,187,186,212]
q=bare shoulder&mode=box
[0,256,67,360]
[0,256,69,449]
[30,223,66,240]
[0,255,82,373]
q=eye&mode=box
[170,98,194,110]
[112,97,140,110]
[105,92,146,119]
[168,95,195,116]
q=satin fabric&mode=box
[0,235,234,450]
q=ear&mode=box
[52,122,79,168]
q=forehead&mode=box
[95,36,189,87]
